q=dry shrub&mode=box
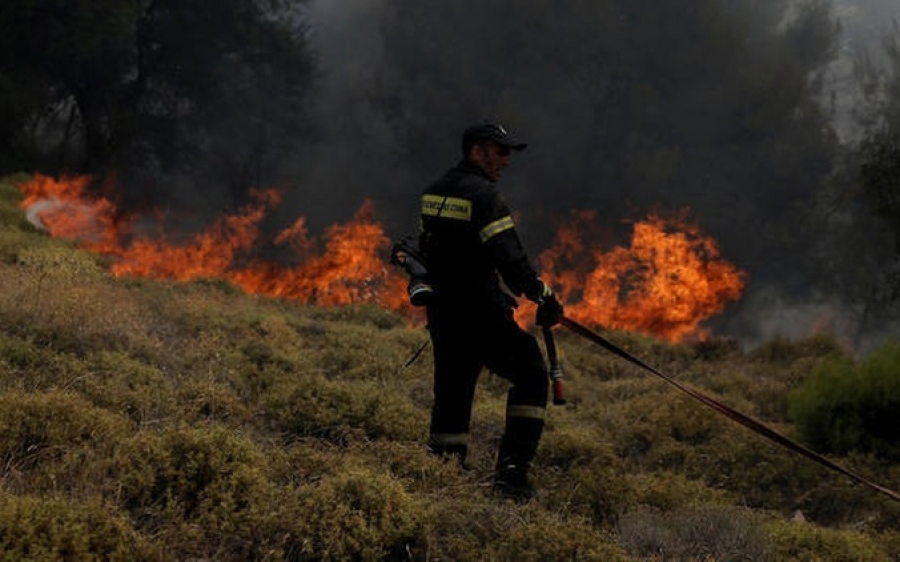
[424,500,524,559]
[268,438,361,487]
[176,378,250,425]
[0,331,88,392]
[547,464,631,526]
[0,390,130,493]
[484,510,628,561]
[538,422,622,472]
[281,468,427,561]
[687,423,822,509]
[0,177,33,231]
[261,376,427,443]
[750,334,847,366]
[604,390,723,470]
[108,424,280,559]
[0,225,38,263]
[74,350,179,426]
[706,368,794,423]
[307,303,406,330]
[0,252,164,359]
[765,517,893,561]
[618,504,774,561]
[626,471,733,511]
[427,498,628,561]
[0,493,159,561]
[319,321,420,382]
[788,460,900,527]
[537,421,631,523]
[347,440,466,492]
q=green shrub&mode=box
[283,469,427,560]
[0,226,39,263]
[537,422,623,472]
[765,517,893,561]
[688,424,823,509]
[0,332,91,392]
[485,510,628,561]
[110,425,269,522]
[261,376,427,443]
[0,176,35,232]
[625,471,733,511]
[790,338,900,461]
[0,391,130,492]
[74,350,179,425]
[603,390,725,471]
[308,303,406,330]
[0,493,159,561]
[427,498,628,561]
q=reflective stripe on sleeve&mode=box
[422,195,473,221]
[479,215,515,243]
[541,281,553,298]
[506,404,546,420]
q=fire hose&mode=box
[554,316,900,503]
[542,325,565,405]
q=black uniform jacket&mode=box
[419,160,544,314]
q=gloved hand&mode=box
[536,293,564,327]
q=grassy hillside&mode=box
[0,175,898,560]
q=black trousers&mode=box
[426,301,548,468]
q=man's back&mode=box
[420,160,508,309]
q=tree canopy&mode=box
[0,0,317,209]
[367,0,841,290]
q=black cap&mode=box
[462,122,527,154]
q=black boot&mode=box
[493,416,543,502]
[427,438,470,470]
[493,462,536,502]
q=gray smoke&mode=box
[280,0,900,350]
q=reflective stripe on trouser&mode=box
[507,404,546,421]
[428,432,468,450]
[497,404,546,471]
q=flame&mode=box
[529,209,745,341]
[16,174,410,310]
[15,174,743,340]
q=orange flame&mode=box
[16,174,743,340]
[17,174,410,310]
[530,209,745,341]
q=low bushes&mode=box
[0,494,159,561]
[790,338,900,461]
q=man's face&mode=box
[471,140,511,181]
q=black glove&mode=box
[536,293,564,327]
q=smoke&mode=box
[278,0,900,352]
[829,0,900,140]
[277,0,411,234]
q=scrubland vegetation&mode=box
[0,175,898,560]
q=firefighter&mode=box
[418,122,564,501]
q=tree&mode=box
[369,0,841,292]
[811,22,900,337]
[0,0,141,172]
[0,0,317,211]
